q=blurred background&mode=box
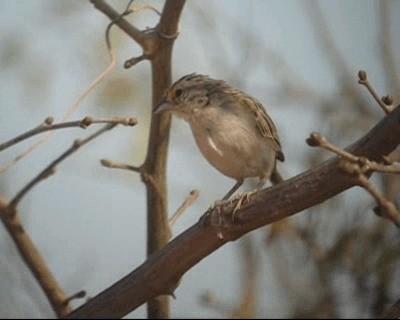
[0,0,399,318]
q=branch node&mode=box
[382,95,394,106]
[80,117,93,128]
[73,139,83,148]
[157,29,180,40]
[126,117,138,126]
[339,160,360,175]
[44,117,54,125]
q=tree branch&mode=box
[90,0,186,317]
[0,197,73,317]
[0,116,136,153]
[90,0,147,47]
[66,106,400,319]
[8,123,120,211]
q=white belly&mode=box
[188,111,275,180]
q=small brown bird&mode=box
[154,73,284,202]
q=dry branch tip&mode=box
[358,70,367,82]
[100,159,112,167]
[124,54,147,69]
[306,132,324,147]
[63,290,87,306]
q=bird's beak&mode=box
[153,101,173,115]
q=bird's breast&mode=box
[188,111,275,180]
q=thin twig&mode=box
[0,0,130,173]
[100,159,141,172]
[306,132,359,161]
[308,132,400,175]
[357,174,400,227]
[169,189,200,227]
[0,117,137,154]
[358,70,391,114]
[8,124,117,211]
[308,131,400,227]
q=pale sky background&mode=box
[0,0,399,318]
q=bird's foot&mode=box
[232,189,258,220]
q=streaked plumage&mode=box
[155,74,284,200]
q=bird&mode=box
[154,73,284,206]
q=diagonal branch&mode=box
[90,0,147,46]
[9,123,121,212]
[66,106,400,319]
[0,197,73,318]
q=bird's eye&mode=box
[175,89,183,98]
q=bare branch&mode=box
[65,106,400,319]
[169,189,200,228]
[90,0,148,47]
[307,132,359,161]
[358,70,392,114]
[0,198,72,317]
[124,54,147,69]
[0,117,136,154]
[359,178,400,228]
[307,131,400,227]
[9,123,119,211]
[100,159,141,173]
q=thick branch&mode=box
[66,106,400,319]
[0,198,72,318]
[140,1,186,318]
[91,0,186,318]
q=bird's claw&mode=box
[232,189,258,220]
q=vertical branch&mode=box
[143,2,186,317]
[89,1,186,317]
